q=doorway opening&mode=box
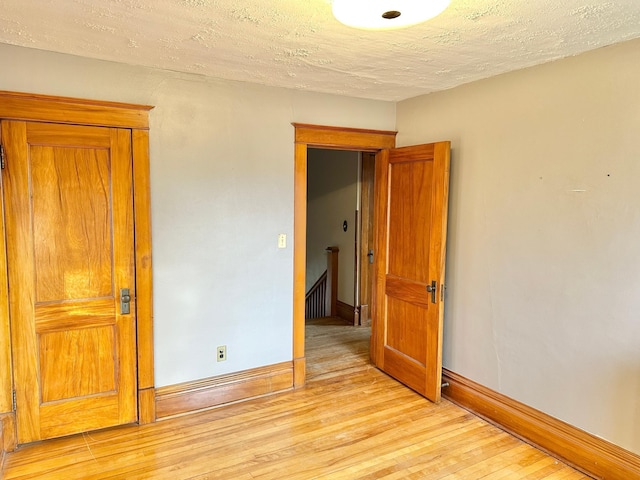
[304,148,373,377]
[305,148,363,325]
[292,124,397,388]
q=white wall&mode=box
[397,38,640,454]
[0,43,395,387]
[306,149,359,305]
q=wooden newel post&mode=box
[325,246,339,317]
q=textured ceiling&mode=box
[1,0,640,101]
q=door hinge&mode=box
[0,144,5,169]
[12,389,16,410]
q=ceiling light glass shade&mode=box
[332,0,450,30]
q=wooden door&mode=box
[357,152,375,326]
[371,142,450,403]
[1,120,137,443]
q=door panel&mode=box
[386,296,428,363]
[31,145,113,302]
[387,160,433,283]
[372,142,450,402]
[1,120,137,443]
[39,325,116,402]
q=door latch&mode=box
[120,288,132,315]
[426,280,437,304]
[367,249,374,264]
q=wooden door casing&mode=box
[357,152,376,326]
[372,142,450,403]
[0,91,154,451]
[2,121,137,442]
[292,124,397,388]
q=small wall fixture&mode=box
[332,0,450,30]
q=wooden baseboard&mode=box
[0,413,16,454]
[442,368,640,480]
[155,362,294,419]
[0,412,16,474]
[336,301,355,323]
[359,304,371,327]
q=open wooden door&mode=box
[2,120,138,442]
[371,141,450,403]
[356,152,376,326]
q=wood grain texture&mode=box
[155,362,294,419]
[382,342,427,395]
[132,129,155,393]
[29,134,113,302]
[0,124,13,414]
[326,246,339,317]
[358,153,375,327]
[0,413,16,453]
[38,397,119,439]
[386,296,428,365]
[25,121,112,147]
[443,368,640,480]
[0,90,151,129]
[387,157,433,283]
[293,357,306,389]
[2,121,39,443]
[293,123,396,150]
[385,274,432,308]
[389,142,436,162]
[424,141,450,403]
[353,209,360,326]
[110,128,138,428]
[2,323,589,480]
[293,142,307,387]
[3,121,137,443]
[0,92,155,438]
[138,388,156,425]
[370,148,390,369]
[39,326,116,403]
[336,300,354,323]
[292,124,397,391]
[372,142,451,403]
[34,299,115,332]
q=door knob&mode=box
[426,280,437,304]
[120,288,132,315]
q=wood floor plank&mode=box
[2,319,592,479]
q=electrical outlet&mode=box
[217,345,227,362]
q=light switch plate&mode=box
[278,234,287,249]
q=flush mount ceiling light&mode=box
[332,0,451,30]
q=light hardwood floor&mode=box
[3,319,591,479]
